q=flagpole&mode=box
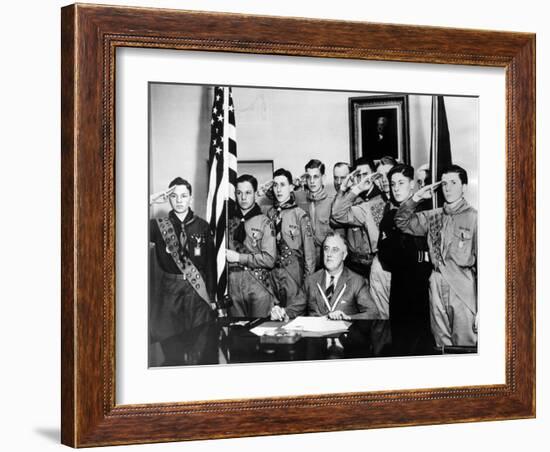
[222,87,229,304]
[223,87,232,306]
[431,95,438,208]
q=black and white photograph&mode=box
[147,83,479,367]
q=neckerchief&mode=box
[274,193,297,238]
[232,203,263,244]
[169,209,195,257]
[306,186,328,203]
[307,187,328,234]
[428,198,470,267]
[443,197,470,216]
[358,183,384,202]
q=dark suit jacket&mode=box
[285,266,379,318]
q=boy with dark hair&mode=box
[267,168,315,315]
[226,174,279,317]
[394,164,478,347]
[304,158,335,269]
[331,156,386,278]
[148,177,216,363]
[378,164,434,354]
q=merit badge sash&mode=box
[156,217,213,310]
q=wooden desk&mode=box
[150,317,467,367]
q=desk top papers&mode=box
[249,321,285,336]
[282,316,351,335]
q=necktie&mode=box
[325,275,335,301]
[179,226,187,257]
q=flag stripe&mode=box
[206,86,237,303]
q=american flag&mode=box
[429,95,452,208]
[206,87,237,303]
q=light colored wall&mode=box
[150,84,479,213]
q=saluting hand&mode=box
[412,181,442,202]
[339,170,357,192]
[257,180,274,197]
[149,186,175,205]
[351,172,382,194]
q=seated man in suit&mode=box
[271,232,379,320]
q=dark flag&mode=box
[429,95,452,208]
[206,87,237,305]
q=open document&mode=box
[281,316,351,335]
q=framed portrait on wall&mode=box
[349,95,410,164]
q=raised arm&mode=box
[394,182,443,236]
[393,198,430,236]
[331,189,370,227]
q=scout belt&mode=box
[229,265,270,280]
[156,217,214,310]
[228,264,278,299]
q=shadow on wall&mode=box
[193,85,213,220]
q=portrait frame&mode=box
[349,94,410,164]
[61,4,535,447]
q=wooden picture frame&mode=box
[61,3,535,447]
[349,94,410,164]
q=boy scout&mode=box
[226,174,279,317]
[267,168,316,311]
[149,177,216,344]
[394,165,478,347]
[331,157,386,277]
[367,156,397,319]
[303,159,335,269]
[378,164,433,354]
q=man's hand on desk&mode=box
[270,305,289,322]
[327,310,351,321]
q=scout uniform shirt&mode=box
[227,204,279,317]
[148,209,216,344]
[331,185,387,269]
[267,196,316,307]
[150,209,215,295]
